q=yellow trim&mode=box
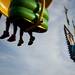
[0,0,11,16]
[38,25,45,29]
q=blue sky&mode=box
[0,0,75,75]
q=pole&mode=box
[64,6,70,26]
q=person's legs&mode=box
[0,17,10,39]
[28,31,35,45]
[17,29,24,46]
[6,18,11,32]
[7,19,17,42]
[0,13,2,18]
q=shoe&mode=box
[17,40,24,46]
[7,34,16,42]
[0,31,9,39]
[28,36,35,45]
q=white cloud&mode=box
[0,0,75,75]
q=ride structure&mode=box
[64,7,75,62]
[0,0,52,32]
[0,0,52,46]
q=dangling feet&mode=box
[28,36,35,45]
[7,34,16,42]
[17,36,35,46]
[17,39,24,46]
[0,31,9,39]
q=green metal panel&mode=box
[9,0,49,32]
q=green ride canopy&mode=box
[9,0,49,32]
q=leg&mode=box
[28,31,35,45]
[0,17,10,39]
[0,13,2,18]
[6,18,11,32]
[17,29,24,46]
[7,19,17,42]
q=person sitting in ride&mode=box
[0,0,52,46]
[0,0,38,46]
